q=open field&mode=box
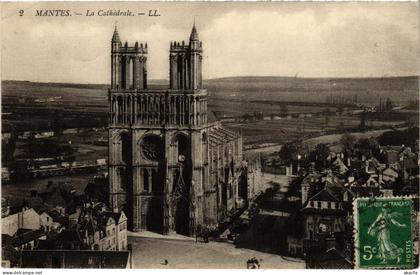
[225,114,408,145]
[206,76,419,105]
[2,76,418,131]
[208,99,334,118]
[2,77,418,147]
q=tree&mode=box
[280,105,288,117]
[279,141,301,165]
[356,137,379,158]
[309,143,330,170]
[360,111,367,130]
[52,109,64,137]
[340,133,356,156]
[1,134,16,163]
[378,127,419,148]
[385,98,394,111]
[323,108,331,126]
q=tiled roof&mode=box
[47,209,68,224]
[13,229,45,247]
[208,126,239,145]
[2,245,19,264]
[37,239,56,250]
[103,211,125,223]
[14,228,33,236]
[308,189,339,202]
[56,229,82,244]
[208,110,218,123]
[300,207,344,215]
[2,234,14,247]
[349,186,380,197]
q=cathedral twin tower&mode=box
[108,24,248,236]
[110,24,202,91]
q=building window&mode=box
[143,169,149,191]
[317,201,321,208]
[327,202,331,209]
[120,223,124,231]
[310,201,314,207]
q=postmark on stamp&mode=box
[354,197,414,269]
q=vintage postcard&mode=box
[0,1,419,270]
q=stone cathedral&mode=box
[108,25,257,236]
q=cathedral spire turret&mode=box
[170,23,202,90]
[189,22,199,41]
[112,25,121,43]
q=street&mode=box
[129,236,304,269]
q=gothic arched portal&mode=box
[120,132,133,229]
[146,197,164,233]
[171,133,192,236]
[139,134,165,233]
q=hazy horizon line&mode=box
[2,74,419,86]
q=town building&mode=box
[1,207,40,236]
[21,250,131,268]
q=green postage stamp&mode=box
[354,197,414,269]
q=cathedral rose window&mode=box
[141,136,163,161]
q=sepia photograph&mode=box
[0,1,419,270]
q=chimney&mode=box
[301,183,310,206]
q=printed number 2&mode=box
[363,246,376,261]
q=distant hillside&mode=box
[2,76,419,106]
[1,79,169,90]
[1,80,109,90]
[3,76,418,92]
[203,76,419,93]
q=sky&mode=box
[1,2,419,84]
